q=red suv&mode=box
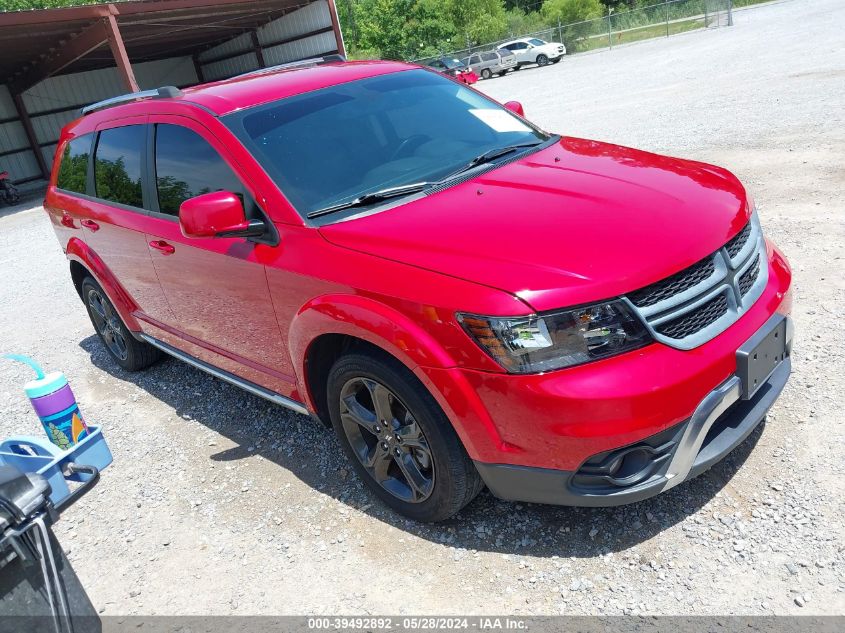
[46,59,793,521]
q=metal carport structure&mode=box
[0,0,345,189]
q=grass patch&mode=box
[733,0,775,7]
[573,17,706,53]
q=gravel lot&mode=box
[1,0,843,617]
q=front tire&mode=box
[327,352,483,522]
[481,68,492,80]
[536,54,549,66]
[81,277,161,372]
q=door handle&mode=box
[60,213,76,229]
[80,219,99,232]
[149,240,175,255]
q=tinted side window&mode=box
[154,124,243,216]
[56,135,93,194]
[94,126,145,208]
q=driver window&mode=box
[154,124,246,217]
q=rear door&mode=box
[60,120,175,325]
[140,116,289,390]
[509,42,530,63]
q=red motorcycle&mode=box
[0,171,20,205]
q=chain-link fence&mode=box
[413,0,734,65]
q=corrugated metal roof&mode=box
[0,0,317,86]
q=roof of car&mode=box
[79,60,416,123]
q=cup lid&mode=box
[24,371,68,399]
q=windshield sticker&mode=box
[469,109,532,133]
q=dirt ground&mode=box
[1,0,843,617]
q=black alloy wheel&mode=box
[338,376,434,503]
[80,276,161,371]
[87,286,128,362]
[327,352,483,521]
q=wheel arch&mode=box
[65,237,141,331]
[290,294,457,424]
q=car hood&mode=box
[319,137,751,313]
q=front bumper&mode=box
[474,348,790,506]
[416,242,792,506]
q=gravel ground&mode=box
[1,0,843,617]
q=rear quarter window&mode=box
[56,135,93,194]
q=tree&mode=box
[406,0,458,58]
[504,8,547,37]
[541,0,605,25]
[355,0,413,59]
[450,0,508,47]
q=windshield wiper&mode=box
[441,141,544,182]
[307,182,432,219]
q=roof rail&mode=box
[81,86,183,115]
[234,54,346,79]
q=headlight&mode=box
[457,300,652,373]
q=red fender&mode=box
[288,294,508,459]
[65,237,141,331]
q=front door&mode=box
[141,118,290,390]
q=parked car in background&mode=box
[426,56,478,84]
[461,49,516,79]
[47,59,793,522]
[498,37,566,67]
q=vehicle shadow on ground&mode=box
[80,334,763,559]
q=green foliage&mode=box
[451,0,508,46]
[505,8,548,36]
[355,0,413,60]
[0,0,109,10]
[542,0,605,25]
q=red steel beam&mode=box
[104,12,140,92]
[12,93,50,181]
[325,0,346,58]
[250,30,266,68]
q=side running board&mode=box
[139,334,309,416]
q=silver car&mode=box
[461,50,517,80]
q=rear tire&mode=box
[481,68,492,80]
[81,276,161,372]
[327,352,483,522]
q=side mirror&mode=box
[504,101,525,117]
[179,191,265,239]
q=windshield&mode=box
[441,58,465,69]
[224,69,550,221]
[528,39,546,46]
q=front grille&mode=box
[725,222,752,258]
[738,255,761,296]
[628,256,715,308]
[623,215,768,349]
[656,293,728,339]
